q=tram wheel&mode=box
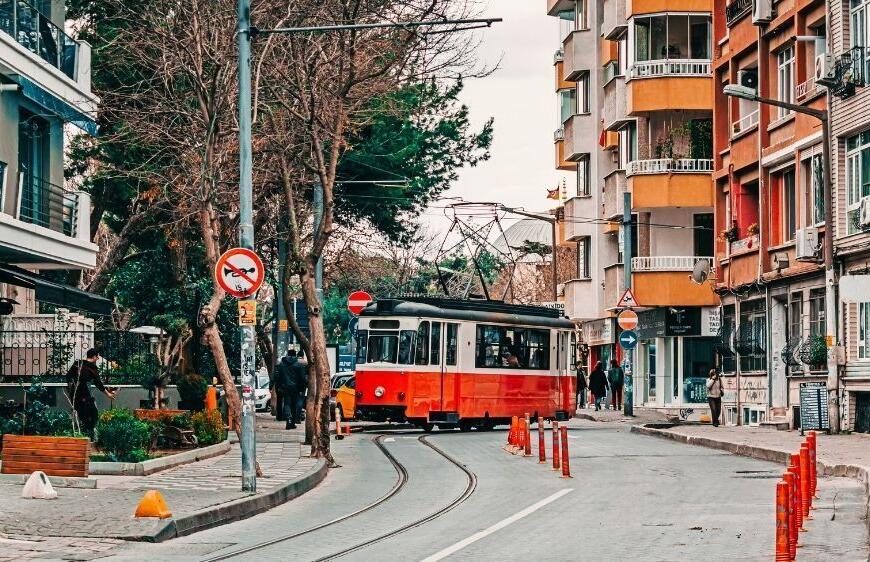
[420,423,434,432]
[458,420,473,432]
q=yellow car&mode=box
[333,376,356,421]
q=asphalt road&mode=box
[102,423,867,561]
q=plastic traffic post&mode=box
[508,416,518,451]
[800,445,812,519]
[775,481,790,562]
[783,472,797,560]
[523,413,532,457]
[788,456,805,532]
[518,417,527,455]
[559,425,571,478]
[537,416,546,464]
[552,421,561,471]
[334,407,345,440]
[808,431,818,499]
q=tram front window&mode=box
[367,333,399,363]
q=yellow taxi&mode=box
[332,375,356,420]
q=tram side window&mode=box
[446,323,458,366]
[398,330,415,365]
[430,322,441,365]
[355,330,368,365]
[475,325,551,370]
[415,321,430,365]
[367,332,399,363]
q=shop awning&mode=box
[10,75,98,136]
[0,263,111,316]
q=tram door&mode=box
[557,330,573,413]
[436,322,461,412]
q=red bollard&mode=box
[537,416,546,464]
[775,481,790,561]
[800,445,812,519]
[523,413,532,457]
[808,431,818,499]
[517,418,526,455]
[552,421,561,471]
[560,425,571,478]
[788,456,805,533]
[507,416,517,450]
[783,472,797,560]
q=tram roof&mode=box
[359,297,575,329]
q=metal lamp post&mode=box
[723,84,840,433]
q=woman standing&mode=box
[588,361,609,411]
[706,368,723,427]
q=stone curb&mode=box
[0,473,97,489]
[630,424,870,534]
[89,440,232,476]
[117,458,328,542]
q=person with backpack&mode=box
[275,349,301,429]
[588,361,608,411]
[608,359,625,411]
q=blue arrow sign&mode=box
[619,330,638,350]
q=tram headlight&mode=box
[398,391,406,400]
[374,386,385,398]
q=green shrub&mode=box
[176,374,208,410]
[23,401,72,437]
[168,412,192,429]
[191,410,225,446]
[95,409,154,462]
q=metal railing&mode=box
[553,127,565,141]
[632,256,713,272]
[817,46,867,99]
[603,60,620,84]
[732,109,759,136]
[725,0,753,26]
[629,59,711,79]
[625,158,713,176]
[794,76,820,101]
[17,173,79,236]
[0,0,79,80]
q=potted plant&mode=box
[747,222,760,236]
[719,224,739,243]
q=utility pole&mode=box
[622,191,634,417]
[236,0,256,492]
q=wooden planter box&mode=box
[1,435,90,477]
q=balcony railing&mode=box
[632,256,713,272]
[794,76,822,101]
[732,109,759,136]
[626,158,713,176]
[725,0,753,26]
[603,60,620,84]
[629,59,711,79]
[554,127,565,141]
[0,0,79,81]
[17,173,79,237]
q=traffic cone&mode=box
[134,490,172,519]
[800,445,812,519]
[783,472,797,560]
[552,421,561,471]
[560,425,571,478]
[537,416,546,464]
[808,431,818,499]
[775,481,790,561]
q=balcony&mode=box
[732,109,759,137]
[795,76,824,103]
[626,61,712,113]
[603,263,624,310]
[0,0,79,81]
[563,196,597,241]
[628,0,712,17]
[0,174,97,268]
[631,256,718,306]
[563,113,596,162]
[602,0,627,40]
[725,0,752,26]
[547,0,575,17]
[563,29,596,82]
[629,60,711,79]
[626,159,714,209]
[603,170,627,220]
[564,277,599,321]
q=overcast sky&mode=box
[421,2,570,234]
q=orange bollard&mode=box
[560,425,571,478]
[537,416,546,464]
[517,417,526,455]
[788,458,805,533]
[808,431,818,499]
[205,386,218,411]
[775,481,790,561]
[783,472,797,560]
[507,416,518,451]
[800,445,812,519]
[552,421,561,471]
[523,413,532,457]
[334,407,345,440]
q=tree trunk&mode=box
[86,210,148,294]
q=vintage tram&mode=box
[354,297,576,430]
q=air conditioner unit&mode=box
[814,53,834,83]
[860,196,870,228]
[795,226,820,262]
[738,68,758,90]
[752,0,774,24]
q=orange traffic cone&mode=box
[775,481,790,561]
[134,490,172,519]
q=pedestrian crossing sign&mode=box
[616,288,639,309]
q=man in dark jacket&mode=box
[608,359,625,411]
[575,362,587,410]
[588,361,608,411]
[65,348,115,437]
[275,349,301,429]
[294,351,309,423]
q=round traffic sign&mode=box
[617,309,639,331]
[619,330,638,350]
[347,290,373,315]
[215,248,265,299]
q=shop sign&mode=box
[637,307,712,338]
[539,301,566,312]
[584,318,613,346]
[636,308,666,340]
[666,307,701,336]
[702,307,721,337]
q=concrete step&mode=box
[760,418,790,431]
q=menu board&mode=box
[799,381,829,433]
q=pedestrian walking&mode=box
[65,348,116,437]
[706,368,723,427]
[607,359,625,411]
[294,350,309,423]
[275,349,301,429]
[575,362,587,410]
[589,361,608,411]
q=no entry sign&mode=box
[617,309,639,331]
[347,291,373,315]
[215,248,265,298]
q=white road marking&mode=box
[383,437,396,443]
[567,435,580,439]
[419,488,573,562]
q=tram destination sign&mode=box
[799,381,829,434]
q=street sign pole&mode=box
[622,191,634,417]
[237,0,256,492]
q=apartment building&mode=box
[0,0,104,323]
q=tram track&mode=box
[201,432,476,562]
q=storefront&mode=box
[583,317,615,372]
[634,306,720,415]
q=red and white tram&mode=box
[354,297,576,430]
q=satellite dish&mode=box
[690,259,711,284]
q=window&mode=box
[399,330,415,364]
[558,10,574,41]
[576,237,591,279]
[860,302,870,359]
[368,332,399,363]
[430,322,441,366]
[576,156,590,196]
[851,0,870,78]
[577,74,590,114]
[475,325,551,370]
[619,121,637,168]
[743,407,766,426]
[446,323,458,366]
[846,132,870,234]
[558,88,576,124]
[803,154,825,226]
[789,293,804,341]
[809,288,826,337]
[726,407,738,426]
[18,111,50,227]
[575,0,587,30]
[632,14,711,62]
[781,169,797,241]
[739,300,766,372]
[776,46,795,118]
[355,330,368,364]
[414,321,430,365]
